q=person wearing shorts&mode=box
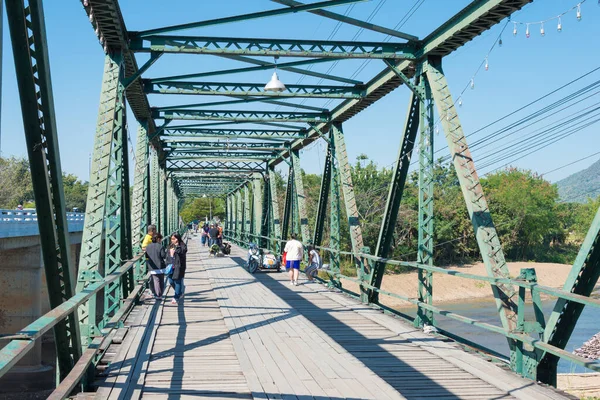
[284,233,304,286]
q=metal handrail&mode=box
[225,230,600,374]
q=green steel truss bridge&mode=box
[0,0,599,398]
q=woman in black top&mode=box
[166,232,187,304]
[145,233,166,299]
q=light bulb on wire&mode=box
[526,23,530,38]
[470,78,475,90]
[577,4,582,20]
[513,22,518,36]
[557,16,562,32]
[540,22,545,36]
[498,37,503,47]
[485,57,489,71]
[458,98,463,107]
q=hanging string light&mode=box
[512,1,586,37]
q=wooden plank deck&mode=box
[94,235,573,400]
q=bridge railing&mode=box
[0,209,86,238]
[225,231,600,378]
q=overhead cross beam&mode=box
[164,141,287,151]
[155,109,330,123]
[134,0,367,36]
[130,35,415,59]
[144,80,364,99]
[167,152,279,161]
[161,128,307,140]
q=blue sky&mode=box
[1,0,599,185]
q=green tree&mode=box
[179,197,225,224]
[62,173,88,211]
[0,156,34,208]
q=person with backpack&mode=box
[145,233,166,299]
[305,245,321,282]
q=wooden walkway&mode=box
[94,236,573,400]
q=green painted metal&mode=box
[538,205,600,385]
[331,123,364,260]
[313,139,332,247]
[162,128,307,140]
[162,169,168,236]
[426,57,518,358]
[156,97,327,112]
[131,35,415,60]
[167,160,265,172]
[136,0,365,36]
[131,122,149,255]
[145,80,364,99]
[291,150,310,243]
[120,113,134,297]
[281,171,294,241]
[226,195,232,233]
[415,76,434,328]
[269,167,283,252]
[165,141,287,151]
[156,109,330,123]
[150,148,160,227]
[102,50,127,324]
[151,58,360,85]
[236,190,243,242]
[329,130,342,288]
[272,0,418,41]
[5,0,82,378]
[253,178,264,240]
[369,79,420,304]
[244,184,252,242]
[124,52,162,89]
[168,153,279,161]
[77,53,125,344]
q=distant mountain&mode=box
[556,158,600,203]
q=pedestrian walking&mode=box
[284,233,304,286]
[145,233,166,299]
[208,224,219,247]
[141,224,156,251]
[166,232,187,304]
[202,223,210,247]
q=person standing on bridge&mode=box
[167,232,187,305]
[145,233,166,299]
[208,223,219,247]
[141,224,156,251]
[284,233,304,286]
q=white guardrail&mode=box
[0,209,85,239]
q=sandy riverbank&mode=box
[340,261,599,308]
[558,373,600,398]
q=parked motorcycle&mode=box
[261,251,282,272]
[247,243,261,273]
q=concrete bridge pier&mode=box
[0,245,52,391]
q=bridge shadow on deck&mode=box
[220,255,511,400]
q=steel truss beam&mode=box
[168,153,277,162]
[150,58,360,85]
[130,35,415,60]
[167,159,265,171]
[313,138,332,247]
[135,0,365,36]
[426,57,518,357]
[268,167,282,252]
[538,207,600,384]
[157,96,328,113]
[155,109,330,123]
[272,0,418,41]
[144,80,364,99]
[131,121,149,255]
[6,0,82,379]
[370,82,420,303]
[162,128,307,140]
[77,53,127,343]
[164,141,287,151]
[291,150,310,242]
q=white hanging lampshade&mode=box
[264,71,286,92]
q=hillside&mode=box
[556,158,600,203]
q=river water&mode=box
[397,299,599,374]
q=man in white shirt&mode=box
[284,233,304,286]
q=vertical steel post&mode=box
[313,139,332,247]
[236,190,243,243]
[369,74,421,303]
[244,184,251,242]
[226,195,232,234]
[77,53,125,343]
[261,174,270,249]
[281,170,294,241]
[131,121,149,255]
[415,77,435,328]
[150,149,159,227]
[253,178,263,242]
[538,205,600,385]
[426,57,517,359]
[291,150,310,242]
[329,130,342,287]
[5,0,81,377]
[269,167,282,252]
[162,170,168,236]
